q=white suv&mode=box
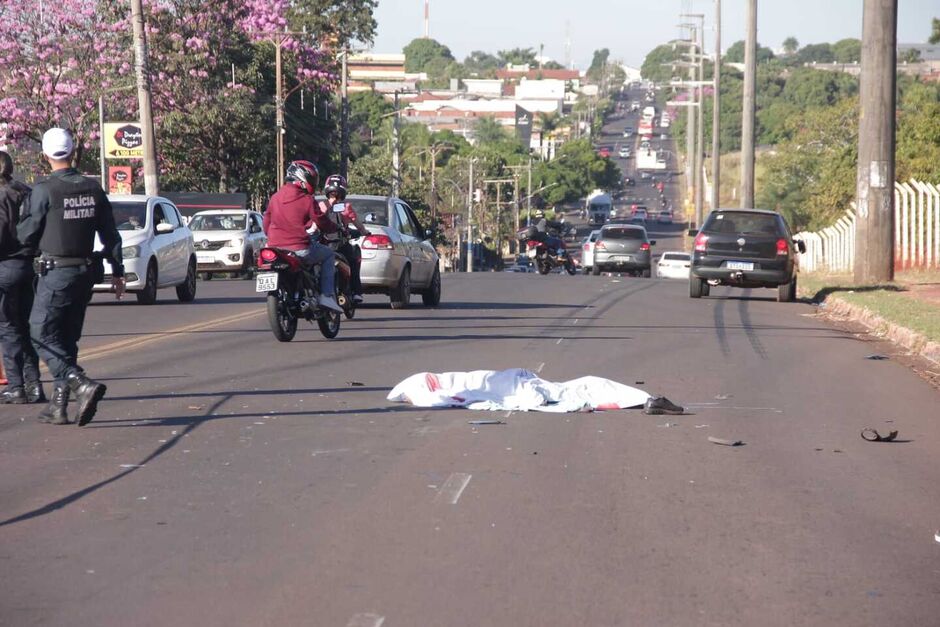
[188,210,267,279]
[94,195,197,304]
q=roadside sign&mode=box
[104,122,144,159]
[108,165,133,194]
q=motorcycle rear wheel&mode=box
[537,259,552,275]
[267,290,297,342]
[563,258,577,275]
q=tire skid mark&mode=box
[738,291,768,359]
[713,297,731,358]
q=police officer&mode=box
[0,150,44,405]
[17,128,126,426]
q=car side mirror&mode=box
[250,224,261,233]
[795,239,806,254]
[425,228,434,240]
[155,222,175,234]
[687,228,698,237]
[649,240,657,246]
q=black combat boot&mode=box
[37,384,69,425]
[66,371,107,427]
[25,381,46,404]
[0,386,27,404]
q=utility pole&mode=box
[855,0,897,283]
[392,91,401,197]
[696,18,706,226]
[740,0,757,207]
[130,0,158,195]
[685,28,696,203]
[711,0,722,211]
[526,157,533,226]
[340,46,349,178]
[467,159,474,273]
[275,36,285,184]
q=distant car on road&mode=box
[350,194,442,308]
[580,229,602,275]
[656,251,691,279]
[639,171,652,180]
[628,208,648,225]
[598,147,611,158]
[618,146,632,158]
[94,195,197,304]
[688,208,805,301]
[592,224,655,277]
[623,176,635,187]
[622,127,634,137]
[189,209,266,280]
[656,209,674,224]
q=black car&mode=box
[592,224,655,277]
[688,209,805,301]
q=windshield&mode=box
[602,228,644,240]
[351,198,390,226]
[704,212,781,236]
[112,202,148,231]
[189,214,247,231]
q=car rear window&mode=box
[349,198,389,226]
[704,212,781,235]
[662,253,690,261]
[601,228,645,240]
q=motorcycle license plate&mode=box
[527,248,538,258]
[255,272,278,292]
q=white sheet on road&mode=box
[387,368,651,412]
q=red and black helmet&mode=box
[286,160,319,194]
[323,174,348,201]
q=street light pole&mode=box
[130,0,158,195]
[712,0,722,212]
[467,158,474,273]
[741,0,757,207]
[696,18,706,226]
[340,46,349,178]
[275,35,284,184]
[392,91,401,197]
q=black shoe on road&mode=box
[0,387,27,404]
[25,381,46,404]
[37,385,69,425]
[643,396,685,415]
[66,372,107,427]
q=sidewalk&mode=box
[799,269,940,366]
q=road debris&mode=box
[643,396,685,415]
[346,381,365,387]
[861,428,899,442]
[714,394,732,400]
[708,436,743,447]
[865,354,890,360]
[935,531,940,544]
[468,419,505,425]
[187,405,205,410]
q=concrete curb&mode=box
[811,293,940,367]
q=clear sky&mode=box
[369,0,938,68]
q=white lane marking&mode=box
[687,405,783,412]
[556,338,565,345]
[536,362,545,373]
[310,448,351,457]
[572,318,580,325]
[347,613,385,627]
[436,473,472,505]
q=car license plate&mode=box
[255,272,278,292]
[527,248,538,258]
[196,254,213,264]
[726,261,754,271]
[614,255,633,261]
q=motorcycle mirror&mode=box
[332,202,346,213]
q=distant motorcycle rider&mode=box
[526,209,565,251]
[262,160,343,313]
[317,174,370,303]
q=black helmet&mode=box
[323,174,348,200]
[286,160,319,194]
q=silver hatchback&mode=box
[349,195,442,309]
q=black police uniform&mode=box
[17,168,124,425]
[0,178,43,404]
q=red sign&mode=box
[109,166,132,194]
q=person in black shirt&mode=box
[17,129,125,426]
[0,150,44,405]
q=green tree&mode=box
[900,48,923,64]
[796,43,834,64]
[497,47,537,67]
[782,37,799,55]
[832,38,861,63]
[464,50,500,75]
[531,139,622,205]
[403,37,454,72]
[724,40,775,63]
[930,17,940,44]
[640,44,683,82]
[289,0,378,46]
[587,48,610,79]
[780,67,858,108]
[896,81,940,182]
[542,60,565,70]
[472,117,511,146]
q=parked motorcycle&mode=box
[255,247,346,341]
[518,228,577,275]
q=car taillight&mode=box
[694,233,708,252]
[640,242,650,251]
[776,238,789,255]
[361,234,393,250]
[583,244,590,251]
[595,241,606,250]
[258,248,277,269]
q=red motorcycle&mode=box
[518,228,577,275]
[255,247,348,342]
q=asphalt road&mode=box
[2,258,939,626]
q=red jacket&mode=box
[262,183,315,250]
[312,199,358,235]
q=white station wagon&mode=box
[94,195,197,304]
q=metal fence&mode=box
[794,179,939,273]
